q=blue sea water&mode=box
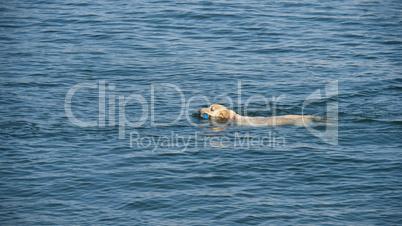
[1,0,401,224]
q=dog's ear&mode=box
[219,110,234,119]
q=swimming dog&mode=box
[199,104,324,126]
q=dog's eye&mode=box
[210,107,214,111]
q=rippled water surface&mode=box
[1,0,401,224]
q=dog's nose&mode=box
[198,108,202,114]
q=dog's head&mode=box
[198,104,237,120]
